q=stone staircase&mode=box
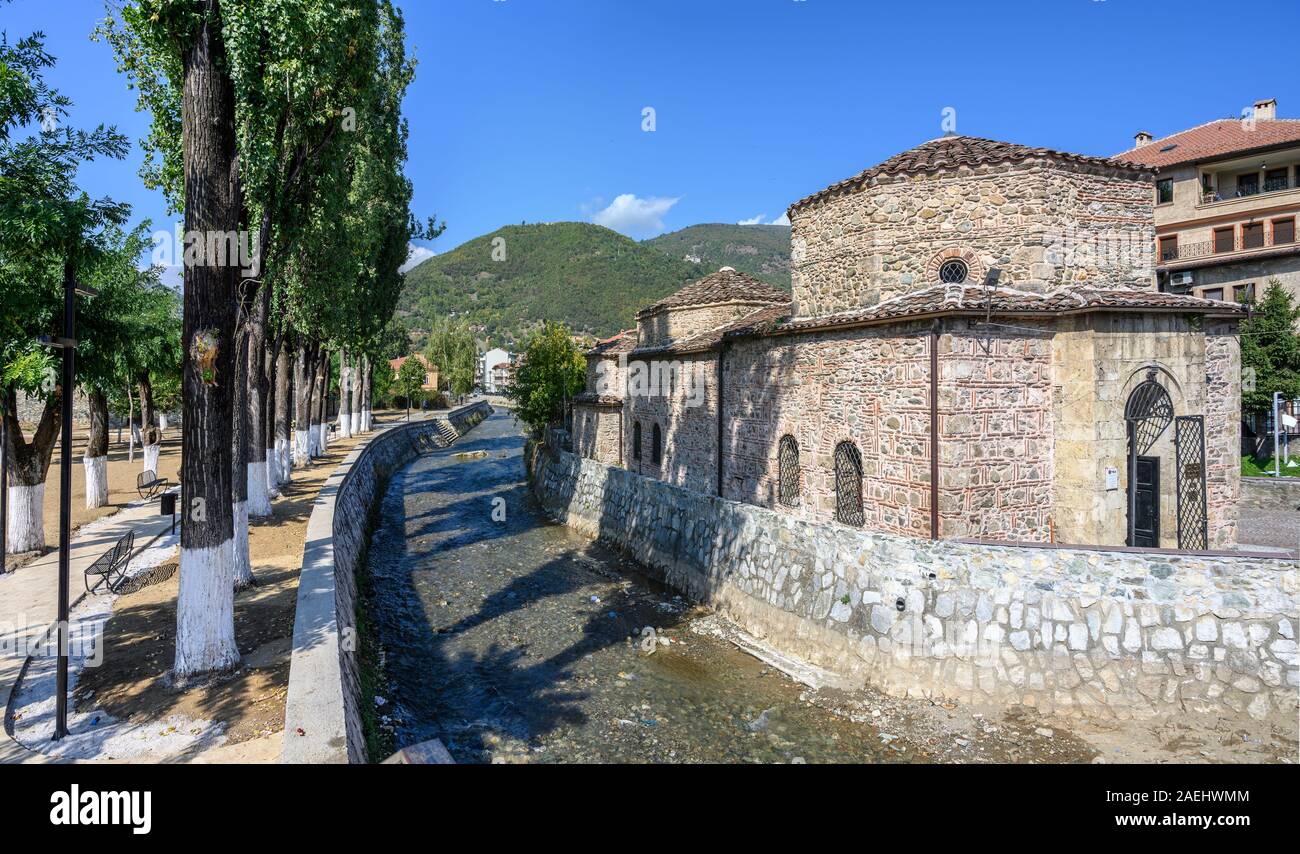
[432,418,460,446]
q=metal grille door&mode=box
[1174,415,1208,551]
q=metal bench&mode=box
[137,470,169,499]
[84,530,134,595]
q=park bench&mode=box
[84,530,134,595]
[137,470,169,499]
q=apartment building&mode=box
[1118,99,1300,304]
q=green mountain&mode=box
[644,223,791,288]
[399,222,708,347]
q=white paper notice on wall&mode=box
[1106,467,1119,491]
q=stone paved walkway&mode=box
[0,493,178,764]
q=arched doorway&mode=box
[1124,370,1173,547]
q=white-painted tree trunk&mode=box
[351,410,361,435]
[337,364,352,440]
[294,429,310,467]
[231,500,253,589]
[246,461,273,517]
[319,423,329,453]
[277,437,292,483]
[174,541,240,676]
[143,443,160,474]
[264,450,281,498]
[361,407,371,432]
[83,456,108,509]
[159,413,169,431]
[129,423,139,463]
[6,483,44,553]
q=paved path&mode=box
[0,493,177,764]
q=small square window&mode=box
[1273,217,1295,245]
[1214,227,1235,253]
[1156,178,1174,205]
[1202,288,1225,302]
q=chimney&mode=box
[1253,98,1277,121]
[1134,131,1153,147]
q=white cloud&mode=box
[739,212,790,227]
[591,193,679,238]
[400,242,435,273]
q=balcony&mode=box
[1201,174,1300,204]
[1160,227,1296,264]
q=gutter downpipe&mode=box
[930,320,940,540]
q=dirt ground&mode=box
[3,426,183,572]
[73,412,404,763]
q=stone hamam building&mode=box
[574,136,1245,552]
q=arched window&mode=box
[651,423,662,465]
[777,435,800,506]
[632,422,642,461]
[834,441,864,527]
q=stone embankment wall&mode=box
[1241,476,1300,512]
[282,401,491,764]
[528,440,1299,727]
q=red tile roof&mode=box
[789,136,1150,215]
[586,329,637,357]
[636,268,790,317]
[1116,119,1300,169]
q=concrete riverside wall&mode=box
[282,401,492,764]
[1240,477,1300,512]
[528,441,1299,727]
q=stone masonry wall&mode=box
[625,354,719,494]
[791,160,1155,318]
[282,400,491,764]
[529,441,1299,727]
[573,403,622,466]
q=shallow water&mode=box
[364,411,911,763]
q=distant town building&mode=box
[479,348,512,393]
[389,354,439,391]
[1118,98,1300,304]
[574,136,1244,551]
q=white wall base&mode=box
[83,455,109,509]
[143,443,160,474]
[247,461,273,517]
[6,482,44,553]
[174,540,240,676]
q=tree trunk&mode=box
[174,0,240,678]
[139,372,160,474]
[337,349,352,439]
[316,350,329,454]
[362,356,372,431]
[264,334,280,495]
[275,337,292,482]
[83,387,109,509]
[2,386,59,554]
[307,346,322,457]
[294,341,314,466]
[126,382,136,463]
[231,301,254,590]
[350,352,363,435]
[245,285,272,518]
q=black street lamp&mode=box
[38,262,96,741]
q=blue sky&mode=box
[6,0,1299,265]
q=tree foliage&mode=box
[424,316,476,397]
[507,321,585,433]
[1240,278,1300,415]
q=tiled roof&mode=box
[726,284,1245,340]
[789,136,1150,215]
[629,303,792,357]
[586,329,637,357]
[1116,119,1300,169]
[636,268,790,317]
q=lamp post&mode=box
[39,262,96,741]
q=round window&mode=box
[939,259,968,284]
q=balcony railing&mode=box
[1161,229,1296,263]
[1201,174,1300,204]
